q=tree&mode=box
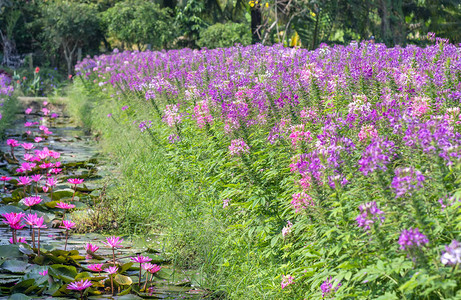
[40,2,102,75]
[103,0,176,51]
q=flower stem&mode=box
[37,228,41,256]
[64,230,69,251]
[112,247,116,266]
[139,263,142,287]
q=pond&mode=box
[0,98,205,299]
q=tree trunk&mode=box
[0,30,20,68]
[251,6,262,43]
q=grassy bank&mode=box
[0,94,20,139]
[66,81,272,298]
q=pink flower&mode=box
[141,263,156,270]
[24,213,39,226]
[55,202,75,210]
[130,255,152,264]
[102,236,123,248]
[34,137,43,143]
[9,237,27,244]
[7,139,19,147]
[46,177,58,187]
[68,178,84,185]
[31,174,42,182]
[25,108,33,115]
[49,151,61,159]
[23,153,33,161]
[358,124,378,142]
[87,264,104,272]
[2,212,25,229]
[291,192,314,212]
[194,101,213,128]
[42,186,49,193]
[282,221,293,237]
[39,269,48,276]
[24,122,33,127]
[21,143,35,151]
[104,266,118,275]
[228,138,250,156]
[147,264,161,274]
[67,279,92,291]
[22,196,42,207]
[0,176,11,182]
[60,220,76,231]
[281,275,294,289]
[222,198,231,208]
[85,243,99,253]
[32,216,46,229]
[17,176,32,186]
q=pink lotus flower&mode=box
[131,255,152,264]
[87,264,103,272]
[24,122,33,127]
[39,269,48,276]
[102,236,124,248]
[85,243,99,253]
[42,186,49,193]
[17,176,32,186]
[104,266,118,275]
[34,137,43,143]
[24,213,39,226]
[54,161,62,167]
[68,178,84,185]
[32,216,47,229]
[43,101,48,106]
[2,212,25,228]
[25,108,33,114]
[7,139,19,147]
[56,202,75,210]
[42,108,50,116]
[49,168,62,175]
[23,153,33,161]
[0,176,11,182]
[22,196,42,207]
[146,264,161,274]
[46,177,58,187]
[141,263,156,271]
[31,174,42,182]
[9,237,27,244]
[49,151,60,159]
[21,143,34,151]
[60,220,76,231]
[67,279,92,291]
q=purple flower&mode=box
[441,240,461,265]
[228,138,250,156]
[391,167,425,198]
[356,202,385,230]
[121,105,128,111]
[358,138,395,176]
[398,228,429,251]
[320,276,341,298]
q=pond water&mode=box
[0,98,205,299]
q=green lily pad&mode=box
[0,205,23,214]
[9,293,32,300]
[0,245,25,259]
[52,189,74,200]
[114,274,133,286]
[1,259,28,274]
[49,264,78,282]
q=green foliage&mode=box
[102,0,176,50]
[197,22,251,49]
[38,1,102,74]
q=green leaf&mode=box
[114,274,133,286]
[49,264,78,282]
[1,259,28,274]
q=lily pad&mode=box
[1,260,28,274]
[49,264,78,282]
[114,274,133,286]
[0,205,23,214]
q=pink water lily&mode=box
[60,220,76,250]
[102,236,123,266]
[2,212,25,244]
[87,263,104,273]
[67,279,92,299]
[131,255,152,286]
